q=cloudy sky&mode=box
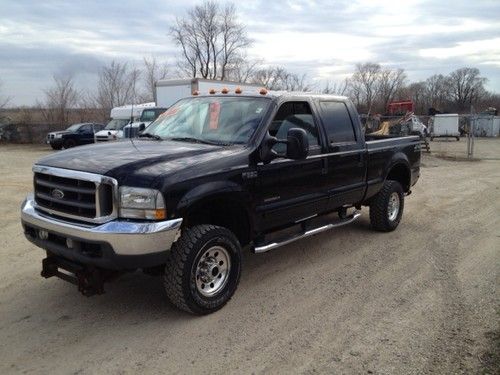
[1,0,499,105]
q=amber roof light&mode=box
[259,88,268,95]
[235,87,242,94]
[192,90,199,96]
[209,89,216,94]
[221,87,229,94]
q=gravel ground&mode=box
[0,142,498,374]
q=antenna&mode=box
[129,74,137,139]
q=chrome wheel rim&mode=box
[194,245,231,297]
[387,192,400,221]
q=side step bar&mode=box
[254,211,361,253]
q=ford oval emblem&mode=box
[51,189,64,199]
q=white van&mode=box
[94,103,155,142]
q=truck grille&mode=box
[33,167,116,223]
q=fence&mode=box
[363,113,500,160]
[427,115,499,160]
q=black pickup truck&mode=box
[21,92,420,314]
[47,123,105,150]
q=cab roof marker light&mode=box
[192,90,199,96]
[235,87,242,94]
[209,89,217,94]
[259,88,268,95]
[221,87,229,94]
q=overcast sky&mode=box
[1,0,499,105]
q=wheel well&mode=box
[387,164,411,192]
[182,198,251,246]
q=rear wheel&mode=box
[369,180,404,232]
[163,225,241,314]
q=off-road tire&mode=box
[163,225,241,314]
[50,144,62,150]
[369,180,404,232]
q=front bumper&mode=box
[21,196,182,269]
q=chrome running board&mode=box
[254,211,361,253]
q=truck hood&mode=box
[35,139,243,185]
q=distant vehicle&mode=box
[46,123,105,150]
[430,114,460,141]
[123,107,167,138]
[387,100,414,116]
[94,103,155,142]
[155,78,262,108]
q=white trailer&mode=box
[430,114,460,141]
[155,78,262,108]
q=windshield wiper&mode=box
[138,133,162,140]
[169,137,230,146]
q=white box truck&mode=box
[155,78,262,108]
[430,114,460,141]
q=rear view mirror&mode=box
[286,128,309,160]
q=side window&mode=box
[80,124,93,132]
[319,101,356,144]
[269,101,320,155]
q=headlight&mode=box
[55,134,62,138]
[119,187,166,220]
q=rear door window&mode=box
[319,101,356,144]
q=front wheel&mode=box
[369,180,404,232]
[50,144,62,150]
[163,225,241,314]
[63,139,76,149]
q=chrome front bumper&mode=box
[21,196,182,256]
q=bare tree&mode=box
[322,79,349,95]
[225,56,262,83]
[141,56,169,102]
[377,68,407,111]
[0,79,12,109]
[405,82,427,114]
[349,63,381,113]
[42,74,80,125]
[250,66,311,91]
[96,61,140,112]
[170,1,251,80]
[424,74,449,110]
[447,67,487,110]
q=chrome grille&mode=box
[32,166,117,223]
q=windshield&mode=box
[105,118,130,130]
[66,123,83,132]
[145,97,270,144]
[140,109,159,122]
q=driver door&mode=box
[255,101,328,232]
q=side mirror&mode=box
[259,127,309,164]
[138,123,146,132]
[286,128,309,160]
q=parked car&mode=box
[47,123,105,150]
[22,92,421,314]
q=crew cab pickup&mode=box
[47,123,105,150]
[21,92,420,314]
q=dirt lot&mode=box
[0,142,499,374]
